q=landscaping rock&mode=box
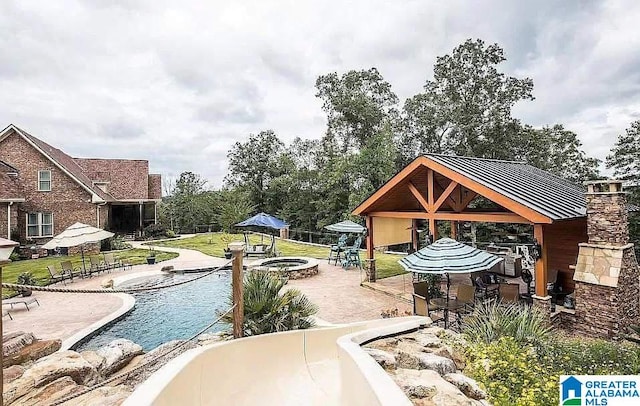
[363,348,397,370]
[80,350,106,372]
[11,376,83,406]
[397,351,456,375]
[393,368,437,399]
[3,332,35,357]
[3,351,98,405]
[124,340,198,388]
[414,332,442,348]
[444,373,487,400]
[66,385,132,406]
[417,353,457,376]
[161,265,174,272]
[3,365,25,384]
[96,339,143,376]
[101,279,114,288]
[197,332,229,346]
[4,339,61,367]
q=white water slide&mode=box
[124,317,429,406]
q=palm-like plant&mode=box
[223,272,318,336]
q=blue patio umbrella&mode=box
[399,238,503,299]
[235,212,288,230]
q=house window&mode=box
[38,170,51,191]
[27,213,53,237]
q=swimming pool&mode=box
[74,271,232,352]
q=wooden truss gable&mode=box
[352,156,553,225]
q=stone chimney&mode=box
[573,180,640,339]
[585,180,628,245]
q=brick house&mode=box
[0,124,162,243]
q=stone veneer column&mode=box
[573,180,640,339]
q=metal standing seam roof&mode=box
[424,154,588,221]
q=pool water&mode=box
[75,271,231,352]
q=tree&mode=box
[606,120,640,182]
[170,171,210,233]
[222,272,318,336]
[226,130,288,212]
[606,121,640,253]
[215,189,256,232]
[399,39,534,160]
[516,124,600,183]
[316,67,399,152]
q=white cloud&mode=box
[1,0,639,187]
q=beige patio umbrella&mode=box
[42,222,114,273]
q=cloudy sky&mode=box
[1,0,639,189]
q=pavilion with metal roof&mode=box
[352,153,591,298]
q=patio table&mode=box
[430,298,465,329]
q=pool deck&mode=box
[3,241,411,344]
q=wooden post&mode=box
[229,242,245,339]
[534,224,548,297]
[429,218,437,241]
[365,216,375,282]
[412,219,418,251]
[450,220,457,240]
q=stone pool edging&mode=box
[60,270,167,351]
[249,256,320,279]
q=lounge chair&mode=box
[245,237,275,258]
[2,309,12,320]
[60,261,83,279]
[3,296,39,311]
[48,264,73,285]
[412,282,445,326]
[103,253,123,271]
[328,234,348,265]
[89,256,108,274]
[470,271,500,300]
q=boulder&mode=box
[396,351,456,375]
[392,368,437,399]
[80,350,106,371]
[124,340,197,387]
[4,339,62,367]
[417,353,457,376]
[363,348,397,370]
[3,351,98,405]
[414,332,442,348]
[11,376,83,406]
[65,385,132,406]
[3,365,25,384]
[101,280,114,288]
[444,373,487,400]
[96,339,143,376]
[197,332,229,346]
[3,332,35,357]
[161,265,174,272]
[393,369,475,405]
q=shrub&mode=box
[109,235,132,250]
[144,223,168,239]
[465,337,559,406]
[165,229,176,238]
[462,300,552,348]
[541,336,640,375]
[222,272,318,336]
[17,272,37,285]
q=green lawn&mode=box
[0,248,178,294]
[151,233,408,279]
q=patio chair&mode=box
[89,256,108,275]
[60,260,84,279]
[3,296,40,311]
[47,265,73,285]
[3,309,12,320]
[470,271,500,300]
[328,234,348,265]
[412,282,445,326]
[456,284,476,314]
[103,253,123,270]
[342,236,363,270]
[499,283,521,304]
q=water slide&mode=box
[124,317,430,406]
